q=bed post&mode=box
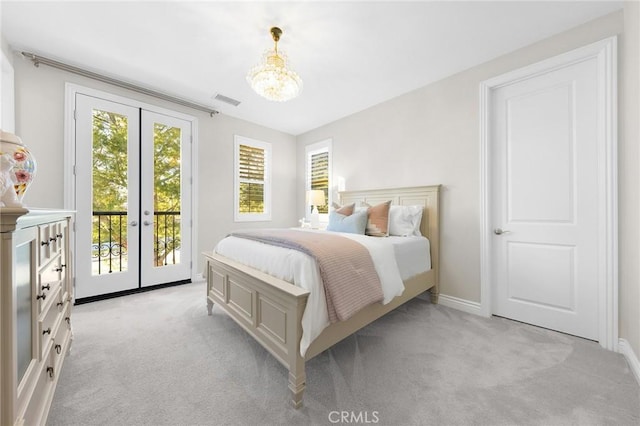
[288,298,307,408]
[430,289,439,304]
[288,357,306,408]
[428,185,440,304]
[205,262,214,316]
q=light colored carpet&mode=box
[47,282,639,426]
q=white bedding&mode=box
[214,229,431,356]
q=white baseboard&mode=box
[438,294,483,315]
[193,273,205,282]
[619,338,640,385]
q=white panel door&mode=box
[491,57,599,339]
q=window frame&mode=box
[234,135,272,222]
[305,139,332,224]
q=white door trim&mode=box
[63,83,200,287]
[479,36,618,350]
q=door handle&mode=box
[494,228,511,235]
[130,221,138,227]
[143,220,152,226]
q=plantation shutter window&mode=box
[234,136,272,221]
[305,139,332,220]
[238,144,265,213]
[309,150,329,213]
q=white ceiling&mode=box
[1,1,623,135]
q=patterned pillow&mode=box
[363,200,392,237]
[326,209,368,234]
[330,202,355,216]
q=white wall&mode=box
[11,55,298,275]
[1,37,15,131]
[297,11,627,312]
[620,1,640,360]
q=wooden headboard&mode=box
[339,185,441,283]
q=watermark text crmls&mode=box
[328,411,380,424]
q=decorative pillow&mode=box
[330,202,355,216]
[326,209,368,234]
[363,200,392,237]
[389,205,423,236]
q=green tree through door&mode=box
[91,111,182,274]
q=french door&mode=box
[74,93,192,299]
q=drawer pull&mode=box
[61,264,67,269]
[47,366,54,379]
[55,267,63,272]
[65,317,71,326]
[43,328,51,335]
[57,233,63,239]
[41,240,50,246]
[55,344,62,354]
[56,301,64,310]
[36,293,46,300]
[42,284,50,291]
[49,237,57,242]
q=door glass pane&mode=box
[92,109,129,275]
[153,123,181,267]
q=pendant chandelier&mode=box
[247,27,303,102]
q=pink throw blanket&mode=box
[231,229,383,322]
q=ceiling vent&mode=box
[213,93,241,107]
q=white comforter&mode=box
[214,229,427,356]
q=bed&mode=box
[203,185,440,407]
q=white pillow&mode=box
[389,205,423,236]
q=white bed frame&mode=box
[203,185,440,407]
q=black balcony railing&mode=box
[154,211,181,266]
[92,211,181,275]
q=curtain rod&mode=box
[21,51,220,117]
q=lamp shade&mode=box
[306,189,325,207]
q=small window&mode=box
[234,136,271,222]
[305,139,332,221]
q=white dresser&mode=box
[1,208,74,426]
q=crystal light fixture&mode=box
[247,27,303,102]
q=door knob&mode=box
[143,220,152,226]
[494,228,511,235]
[130,221,138,227]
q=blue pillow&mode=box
[326,209,368,234]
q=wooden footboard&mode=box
[204,185,440,408]
[205,252,310,407]
[205,252,436,407]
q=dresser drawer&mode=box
[20,350,56,426]
[36,279,62,316]
[39,255,62,287]
[49,221,64,256]
[38,223,54,265]
[37,221,66,264]
[37,256,62,314]
[38,286,62,359]
[52,302,72,371]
